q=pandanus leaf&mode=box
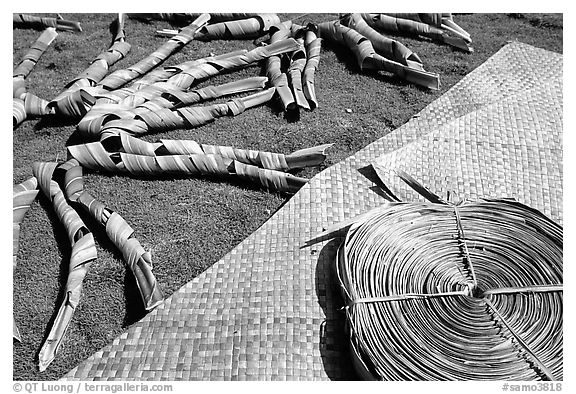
[60,160,163,311]
[48,14,131,118]
[13,13,82,32]
[13,177,39,341]
[318,20,439,89]
[32,162,97,372]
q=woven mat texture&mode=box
[63,42,563,380]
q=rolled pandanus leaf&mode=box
[68,142,309,194]
[341,13,423,69]
[13,28,58,86]
[164,38,300,92]
[90,76,268,122]
[98,13,210,91]
[384,13,471,41]
[13,177,39,342]
[99,132,332,172]
[48,14,131,118]
[88,38,297,114]
[128,13,264,24]
[287,25,310,110]
[361,13,473,52]
[194,14,280,41]
[59,159,163,311]
[32,162,97,372]
[266,21,296,111]
[302,24,321,109]
[80,50,249,114]
[317,20,439,89]
[13,93,51,127]
[79,88,275,140]
[13,13,82,32]
[13,28,58,127]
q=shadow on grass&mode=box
[314,238,358,380]
[33,115,80,132]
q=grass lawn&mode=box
[13,13,562,380]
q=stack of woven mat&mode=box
[63,41,562,380]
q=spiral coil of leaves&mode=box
[336,199,562,380]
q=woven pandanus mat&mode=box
[63,41,562,380]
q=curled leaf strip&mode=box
[318,20,439,89]
[60,159,163,311]
[13,177,39,342]
[342,13,423,69]
[13,14,82,32]
[68,142,308,193]
[194,14,280,41]
[98,14,210,91]
[102,132,331,171]
[32,162,97,372]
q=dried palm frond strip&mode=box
[91,76,268,123]
[128,13,263,24]
[13,13,82,32]
[68,142,308,193]
[90,38,297,114]
[266,22,296,111]
[287,26,310,110]
[98,14,210,91]
[13,28,58,127]
[81,88,275,140]
[48,14,131,118]
[361,13,473,52]
[332,198,562,380]
[302,24,321,110]
[341,13,423,69]
[100,132,332,172]
[13,177,39,342]
[193,14,280,41]
[383,13,471,41]
[60,159,163,311]
[32,162,98,372]
[78,50,249,117]
[13,99,26,127]
[164,38,299,92]
[317,20,439,89]
[13,27,58,82]
[13,93,51,127]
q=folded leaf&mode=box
[342,13,423,69]
[13,13,82,32]
[81,88,275,140]
[49,14,131,118]
[302,26,322,109]
[98,14,210,91]
[318,20,439,89]
[287,27,310,110]
[194,14,280,41]
[13,177,39,342]
[13,28,58,80]
[266,22,296,111]
[60,159,163,311]
[361,13,473,52]
[32,162,97,372]
[68,142,309,193]
[99,132,331,171]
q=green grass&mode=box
[13,13,562,380]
